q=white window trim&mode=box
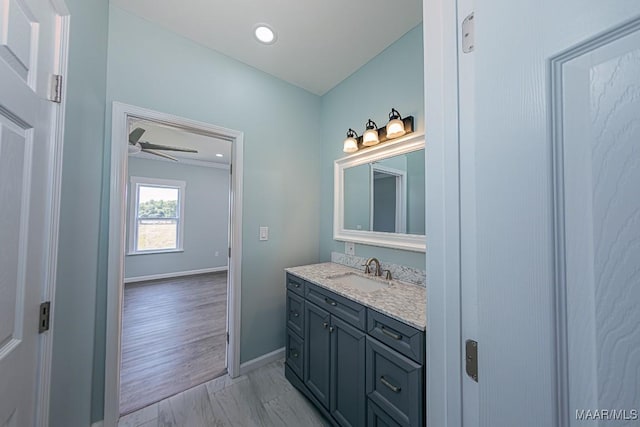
[128,176,187,255]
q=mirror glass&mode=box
[343,148,425,235]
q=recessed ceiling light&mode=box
[216,153,223,157]
[254,24,276,44]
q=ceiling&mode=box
[129,119,231,165]
[110,0,423,95]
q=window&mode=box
[128,177,186,254]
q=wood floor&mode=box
[118,360,329,427]
[120,272,228,415]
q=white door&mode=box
[0,0,62,425]
[467,1,640,426]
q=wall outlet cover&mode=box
[345,242,355,256]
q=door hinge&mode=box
[228,247,231,258]
[465,339,478,382]
[226,332,229,343]
[50,74,63,103]
[229,164,232,175]
[462,13,475,53]
[39,302,51,333]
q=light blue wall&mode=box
[50,0,109,426]
[125,158,229,278]
[319,24,425,268]
[406,150,425,234]
[90,5,322,421]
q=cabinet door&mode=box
[304,301,331,409]
[330,316,366,427]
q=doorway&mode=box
[119,118,232,414]
[104,103,244,425]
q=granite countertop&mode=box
[285,262,426,330]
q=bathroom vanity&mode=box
[284,262,426,427]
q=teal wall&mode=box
[125,158,229,279]
[90,5,322,421]
[50,0,109,426]
[319,24,425,268]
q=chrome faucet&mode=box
[364,257,383,277]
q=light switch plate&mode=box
[345,242,355,255]
[259,226,269,241]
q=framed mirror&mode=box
[334,133,425,252]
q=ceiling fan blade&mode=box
[129,127,146,144]
[139,141,198,153]
[142,149,179,161]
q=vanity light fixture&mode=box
[341,108,414,153]
[386,108,406,139]
[362,119,379,147]
[343,128,359,153]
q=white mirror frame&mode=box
[334,132,426,252]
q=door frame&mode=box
[369,164,407,233]
[35,1,70,426]
[104,102,244,425]
[423,0,464,425]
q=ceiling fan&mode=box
[128,127,198,161]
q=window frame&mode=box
[127,176,187,255]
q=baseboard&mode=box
[90,421,104,427]
[124,266,228,284]
[239,347,285,376]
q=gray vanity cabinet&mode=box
[284,272,424,427]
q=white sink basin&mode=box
[328,272,390,292]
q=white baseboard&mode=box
[124,266,228,284]
[91,421,104,427]
[239,347,285,376]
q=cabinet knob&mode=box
[290,310,299,318]
[322,321,329,329]
[329,326,335,333]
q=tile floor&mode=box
[118,360,329,427]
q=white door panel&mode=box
[470,1,640,426]
[0,0,60,425]
[560,27,640,424]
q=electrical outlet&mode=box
[345,242,355,256]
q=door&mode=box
[467,1,640,426]
[330,315,365,427]
[304,301,331,409]
[0,0,61,425]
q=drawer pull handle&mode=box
[380,376,401,393]
[290,310,299,318]
[290,350,299,358]
[291,282,300,288]
[381,326,402,340]
[325,297,337,306]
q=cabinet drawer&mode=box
[305,283,366,330]
[286,273,305,296]
[286,291,304,337]
[368,399,402,427]
[366,337,423,427]
[367,309,424,363]
[286,329,304,379]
